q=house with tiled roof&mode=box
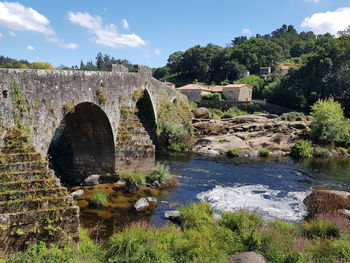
[176,83,253,102]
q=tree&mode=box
[30,62,55,70]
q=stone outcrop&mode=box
[0,131,79,258]
[229,252,267,263]
[192,113,309,156]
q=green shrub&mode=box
[260,220,299,263]
[181,225,240,263]
[188,101,198,110]
[226,148,242,158]
[310,98,350,147]
[91,191,109,207]
[201,92,223,101]
[106,223,181,263]
[179,202,214,229]
[259,149,271,157]
[219,211,263,234]
[302,218,340,239]
[146,164,171,185]
[281,112,304,121]
[167,142,188,151]
[161,123,189,151]
[305,239,349,263]
[221,107,247,118]
[122,171,147,186]
[312,147,332,158]
[208,108,224,119]
[290,140,313,160]
[7,229,104,263]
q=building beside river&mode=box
[177,83,253,102]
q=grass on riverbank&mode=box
[4,202,350,263]
[120,163,172,187]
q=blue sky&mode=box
[0,0,349,68]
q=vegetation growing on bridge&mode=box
[157,93,193,151]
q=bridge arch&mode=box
[48,102,115,184]
[135,88,158,145]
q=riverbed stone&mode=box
[83,174,100,186]
[134,198,149,211]
[70,190,84,198]
[229,252,267,263]
[165,210,181,220]
[146,197,157,203]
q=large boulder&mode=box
[304,190,350,214]
[230,252,267,263]
[230,115,270,124]
[192,107,210,119]
[193,121,224,136]
[134,198,149,211]
[288,121,307,130]
[83,174,100,186]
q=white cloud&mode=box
[0,2,54,35]
[153,49,161,55]
[60,42,79,49]
[0,32,2,38]
[301,7,350,35]
[242,28,252,35]
[121,19,129,29]
[67,11,146,48]
[9,31,16,37]
[26,45,34,51]
[305,0,320,3]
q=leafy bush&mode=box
[219,210,263,234]
[259,149,271,157]
[91,191,109,207]
[188,101,198,110]
[221,107,247,118]
[310,99,350,147]
[7,229,104,263]
[146,164,171,185]
[290,140,313,160]
[161,123,189,151]
[208,108,224,119]
[281,112,304,121]
[302,218,340,239]
[226,148,242,158]
[106,223,181,263]
[312,147,331,158]
[179,202,214,229]
[122,171,147,186]
[201,92,223,101]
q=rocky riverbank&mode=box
[191,108,309,157]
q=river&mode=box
[72,153,350,238]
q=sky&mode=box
[0,0,350,68]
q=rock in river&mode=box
[134,198,149,211]
[83,174,100,186]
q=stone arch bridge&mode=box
[0,65,187,257]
